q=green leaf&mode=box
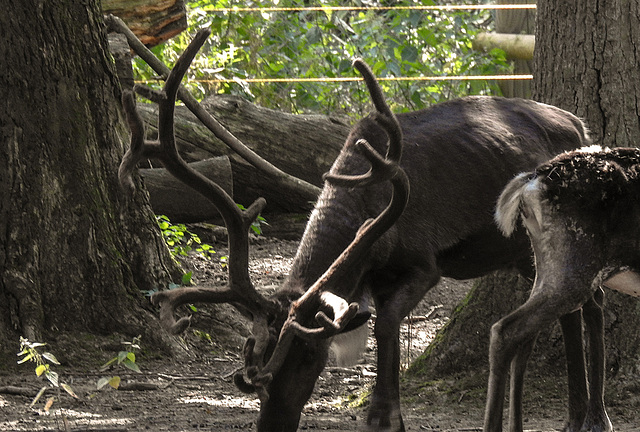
[97,377,112,390]
[123,358,141,373]
[182,271,193,285]
[401,45,419,63]
[306,26,322,44]
[61,383,78,399]
[42,352,60,365]
[35,364,47,377]
[45,370,59,387]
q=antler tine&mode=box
[325,59,403,190]
[120,30,279,336]
[323,138,402,188]
[151,286,246,334]
[353,58,402,162]
[353,58,393,119]
[119,91,163,196]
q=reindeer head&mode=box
[119,29,409,432]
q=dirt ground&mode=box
[1,235,638,431]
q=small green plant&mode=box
[156,215,216,259]
[142,271,199,313]
[193,329,214,345]
[97,335,142,390]
[17,337,77,411]
[236,204,268,235]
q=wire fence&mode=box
[182,74,533,84]
[136,3,535,87]
[206,4,536,12]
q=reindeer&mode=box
[486,146,640,432]
[119,29,594,431]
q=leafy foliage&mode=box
[156,215,216,259]
[17,337,77,411]
[98,335,142,390]
[133,0,509,115]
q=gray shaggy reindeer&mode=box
[486,146,640,432]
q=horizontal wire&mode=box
[136,4,535,86]
[135,75,533,84]
[203,5,536,13]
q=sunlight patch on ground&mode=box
[0,408,133,431]
[304,396,347,412]
[178,394,260,410]
[0,420,22,430]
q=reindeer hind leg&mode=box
[580,288,613,432]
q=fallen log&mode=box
[473,33,535,61]
[140,158,311,240]
[136,95,352,214]
[140,157,232,223]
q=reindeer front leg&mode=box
[367,266,440,431]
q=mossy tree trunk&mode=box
[0,0,182,365]
[411,0,640,386]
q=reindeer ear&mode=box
[330,314,370,367]
[340,310,371,333]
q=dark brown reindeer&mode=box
[486,146,640,432]
[120,29,594,431]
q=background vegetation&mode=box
[133,0,510,115]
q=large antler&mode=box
[119,29,279,334]
[238,58,410,398]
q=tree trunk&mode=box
[0,0,182,365]
[411,0,640,387]
[137,95,352,213]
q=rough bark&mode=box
[534,0,640,149]
[137,95,352,213]
[102,0,187,47]
[412,0,640,387]
[0,0,183,364]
